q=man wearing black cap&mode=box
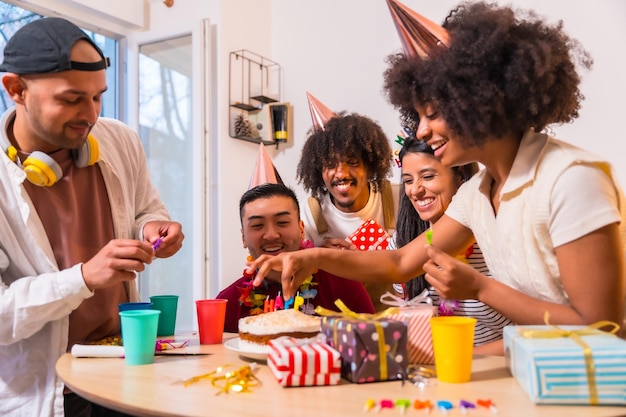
[0,17,184,417]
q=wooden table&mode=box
[56,333,626,417]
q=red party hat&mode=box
[386,0,449,59]
[306,91,335,132]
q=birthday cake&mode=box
[238,309,321,351]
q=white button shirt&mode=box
[0,109,170,417]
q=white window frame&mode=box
[125,21,212,328]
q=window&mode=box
[138,36,195,330]
[0,3,119,118]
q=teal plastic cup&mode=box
[118,302,154,334]
[119,309,160,365]
[149,295,179,336]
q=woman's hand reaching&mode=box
[246,248,321,300]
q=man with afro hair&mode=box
[297,112,398,311]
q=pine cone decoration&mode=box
[234,113,253,138]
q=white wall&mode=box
[215,0,272,294]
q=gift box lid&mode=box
[504,325,626,358]
[504,324,626,370]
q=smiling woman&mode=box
[390,136,512,352]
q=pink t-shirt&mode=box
[22,148,126,350]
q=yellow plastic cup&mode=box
[430,316,476,383]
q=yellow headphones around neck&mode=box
[1,108,99,186]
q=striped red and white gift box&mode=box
[268,336,341,387]
[387,306,436,364]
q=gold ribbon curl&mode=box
[183,364,261,395]
[517,312,620,405]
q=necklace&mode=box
[238,259,317,316]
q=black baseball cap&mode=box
[0,17,110,74]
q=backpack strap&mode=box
[380,180,396,230]
[307,196,329,234]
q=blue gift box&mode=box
[503,325,626,405]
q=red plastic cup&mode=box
[195,299,228,344]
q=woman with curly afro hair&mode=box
[249,1,626,339]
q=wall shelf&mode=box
[231,103,259,111]
[250,95,278,104]
[229,50,281,145]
